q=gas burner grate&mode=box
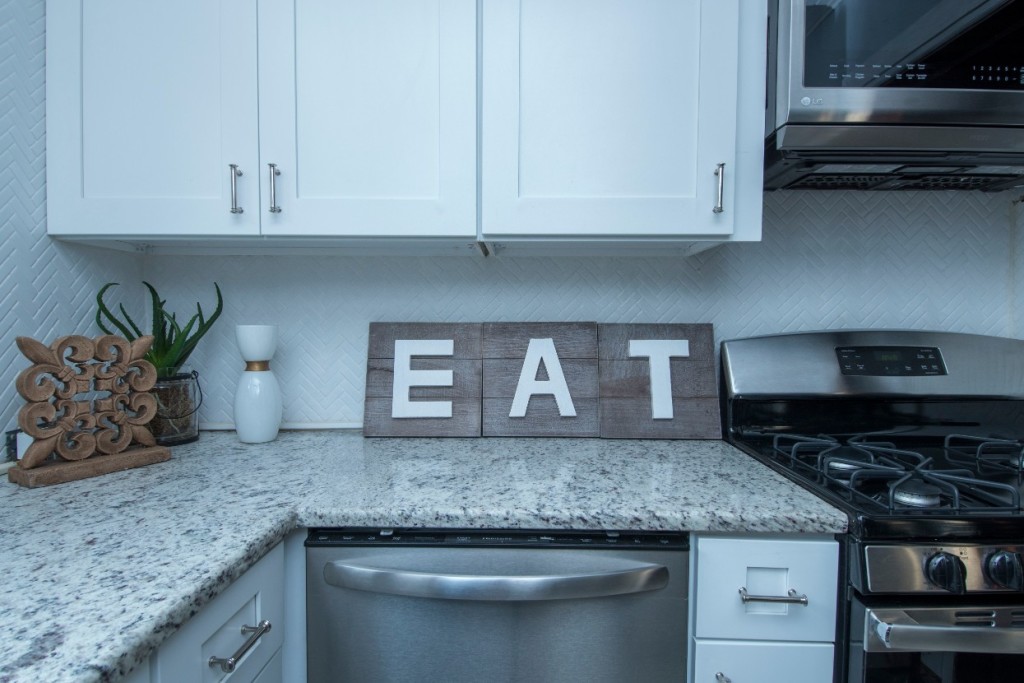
[945,434,1024,475]
[768,432,1022,514]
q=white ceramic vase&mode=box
[233,324,283,443]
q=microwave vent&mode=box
[787,174,891,191]
[780,172,1022,192]
[888,174,1019,191]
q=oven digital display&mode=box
[835,346,947,376]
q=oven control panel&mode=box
[836,346,947,376]
[864,544,1024,594]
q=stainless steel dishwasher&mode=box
[306,528,688,683]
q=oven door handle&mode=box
[323,560,669,601]
[867,608,1024,654]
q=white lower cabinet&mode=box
[692,640,834,683]
[153,542,285,683]
[691,535,839,683]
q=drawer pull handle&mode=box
[229,164,244,214]
[738,586,808,606]
[716,673,732,683]
[268,163,282,213]
[712,162,725,214]
[208,619,272,673]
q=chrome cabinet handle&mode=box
[208,619,271,673]
[324,560,669,601]
[268,163,282,213]
[738,586,808,605]
[229,164,244,214]
[713,162,725,214]
[716,673,732,683]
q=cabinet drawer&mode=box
[692,639,834,683]
[156,543,284,683]
[695,536,838,641]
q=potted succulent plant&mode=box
[96,281,223,445]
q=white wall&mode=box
[2,0,1021,433]
[1,0,140,433]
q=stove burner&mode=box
[891,479,944,508]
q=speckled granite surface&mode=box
[0,430,846,683]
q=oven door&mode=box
[848,596,1024,682]
[774,0,1024,129]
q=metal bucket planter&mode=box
[149,368,202,446]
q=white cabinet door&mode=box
[46,0,260,238]
[695,536,839,642]
[692,639,834,683]
[257,0,477,237]
[481,0,756,240]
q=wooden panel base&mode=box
[7,446,171,488]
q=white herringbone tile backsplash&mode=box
[2,0,1023,433]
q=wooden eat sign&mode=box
[8,334,171,488]
[364,322,719,439]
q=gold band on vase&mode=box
[245,360,271,372]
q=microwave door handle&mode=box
[868,609,1024,655]
[323,561,669,601]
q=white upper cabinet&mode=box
[47,0,260,237]
[47,0,764,248]
[480,0,764,242]
[257,0,476,237]
[47,0,477,240]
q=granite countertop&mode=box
[0,430,847,683]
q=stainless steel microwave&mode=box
[765,0,1024,191]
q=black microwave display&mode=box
[803,0,1024,89]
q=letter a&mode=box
[509,338,576,418]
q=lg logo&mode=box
[800,96,824,106]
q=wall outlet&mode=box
[5,429,17,461]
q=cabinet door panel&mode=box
[693,639,834,683]
[695,536,839,642]
[258,0,476,237]
[482,0,739,238]
[47,0,259,237]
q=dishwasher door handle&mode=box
[323,560,670,601]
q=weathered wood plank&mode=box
[363,397,482,437]
[483,398,599,437]
[599,360,717,398]
[368,322,482,359]
[483,322,598,359]
[364,322,484,436]
[598,323,714,361]
[482,359,599,398]
[597,323,718,439]
[599,397,722,439]
[481,322,599,437]
[366,358,482,399]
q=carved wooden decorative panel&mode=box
[9,334,170,487]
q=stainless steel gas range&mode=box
[721,330,1024,683]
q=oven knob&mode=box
[926,552,967,594]
[985,551,1024,591]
